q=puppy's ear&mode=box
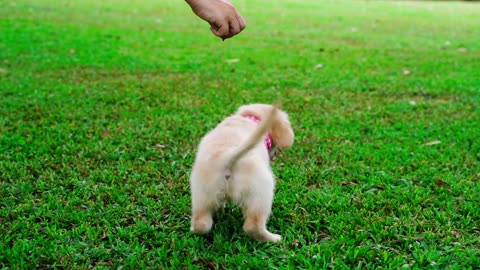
[271,110,294,149]
[236,105,256,117]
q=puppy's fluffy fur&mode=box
[190,104,294,242]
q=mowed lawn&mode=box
[1,0,480,268]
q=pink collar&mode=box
[244,115,273,152]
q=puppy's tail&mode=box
[224,104,279,171]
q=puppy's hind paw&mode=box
[268,233,282,243]
[190,217,213,235]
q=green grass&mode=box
[1,0,480,268]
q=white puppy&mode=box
[190,104,294,242]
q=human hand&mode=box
[186,0,246,40]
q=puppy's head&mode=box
[236,104,294,149]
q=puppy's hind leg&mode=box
[191,204,214,235]
[243,205,281,242]
[190,177,215,235]
[241,178,281,242]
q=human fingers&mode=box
[237,14,246,31]
[228,16,241,37]
[221,15,246,40]
[210,20,230,39]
